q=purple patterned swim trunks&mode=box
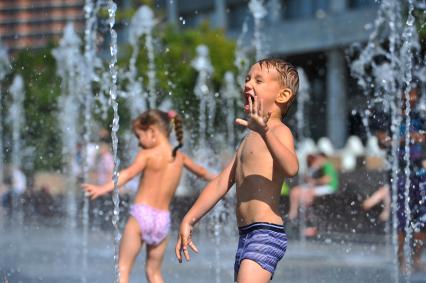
[234,222,287,281]
[129,203,171,246]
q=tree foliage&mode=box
[3,21,236,171]
[4,45,62,171]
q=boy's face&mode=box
[243,63,286,115]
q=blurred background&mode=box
[0,0,425,282]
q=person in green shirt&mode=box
[288,152,339,221]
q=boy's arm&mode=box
[175,155,236,262]
[82,151,147,199]
[263,125,299,177]
[181,153,216,181]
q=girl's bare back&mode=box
[133,146,186,211]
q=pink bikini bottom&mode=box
[130,203,171,246]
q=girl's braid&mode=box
[169,111,184,158]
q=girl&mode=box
[83,109,215,283]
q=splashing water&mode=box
[416,64,426,119]
[106,1,121,282]
[234,18,250,88]
[248,0,267,60]
[401,0,418,278]
[52,22,87,279]
[349,0,425,281]
[55,39,81,224]
[127,5,158,113]
[81,0,103,280]
[126,6,147,118]
[192,45,215,149]
[129,5,157,108]
[221,72,240,146]
[7,75,26,252]
[0,42,10,184]
[8,75,25,169]
[296,67,310,143]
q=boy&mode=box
[175,59,299,282]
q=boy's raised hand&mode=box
[82,183,107,200]
[236,95,271,135]
[175,221,199,263]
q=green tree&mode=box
[118,22,236,137]
[6,45,62,171]
[3,20,237,172]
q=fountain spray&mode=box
[248,0,267,60]
[8,75,25,169]
[106,1,122,282]
[0,42,10,184]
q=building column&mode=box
[166,0,178,25]
[326,49,347,148]
[214,0,227,29]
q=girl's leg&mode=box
[145,237,169,283]
[236,259,271,283]
[119,217,143,283]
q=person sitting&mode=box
[288,152,339,236]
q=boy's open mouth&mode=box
[244,92,255,112]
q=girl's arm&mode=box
[83,151,147,199]
[181,153,216,181]
[176,155,236,262]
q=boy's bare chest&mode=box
[237,134,271,164]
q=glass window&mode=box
[283,0,312,19]
[349,0,378,9]
[228,3,249,29]
[282,0,329,20]
[313,0,329,12]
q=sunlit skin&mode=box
[175,62,299,283]
[82,124,215,283]
[362,184,391,222]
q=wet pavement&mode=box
[2,217,425,283]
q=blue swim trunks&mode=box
[234,222,287,281]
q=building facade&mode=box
[0,0,84,51]
[159,0,379,148]
[0,0,380,147]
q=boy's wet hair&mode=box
[257,58,299,117]
[132,109,184,158]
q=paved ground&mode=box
[1,217,425,283]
